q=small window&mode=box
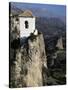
[25,21,28,29]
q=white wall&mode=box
[19,17,35,38]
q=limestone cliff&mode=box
[9,32,47,88]
[56,37,63,49]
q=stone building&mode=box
[10,10,37,40]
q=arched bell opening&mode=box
[25,21,29,29]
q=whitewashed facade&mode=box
[19,17,35,38]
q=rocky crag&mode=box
[9,31,47,87]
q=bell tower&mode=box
[19,10,35,38]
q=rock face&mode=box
[9,32,47,88]
[56,37,63,49]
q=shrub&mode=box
[29,33,37,42]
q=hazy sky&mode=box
[11,2,66,18]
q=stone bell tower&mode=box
[19,10,36,38]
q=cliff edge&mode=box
[9,32,47,88]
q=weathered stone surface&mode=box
[56,37,63,49]
[9,32,47,88]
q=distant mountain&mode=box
[10,3,23,15]
[36,17,66,37]
[36,17,66,50]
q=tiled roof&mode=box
[19,10,33,17]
